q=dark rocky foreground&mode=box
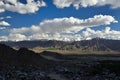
[0,44,120,80]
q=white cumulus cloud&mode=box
[53,0,120,9]
[0,15,118,41]
[0,21,10,27]
[0,16,12,20]
[8,33,27,41]
[0,34,27,41]
[11,15,117,34]
[0,16,11,29]
[81,27,120,40]
[1,27,120,41]
[2,15,115,41]
[0,0,46,14]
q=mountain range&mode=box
[1,38,120,52]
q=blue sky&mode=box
[0,0,120,41]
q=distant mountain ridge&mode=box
[1,38,120,52]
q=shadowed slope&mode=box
[0,44,54,68]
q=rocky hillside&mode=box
[0,44,54,68]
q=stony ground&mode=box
[0,54,120,80]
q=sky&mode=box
[0,0,120,41]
